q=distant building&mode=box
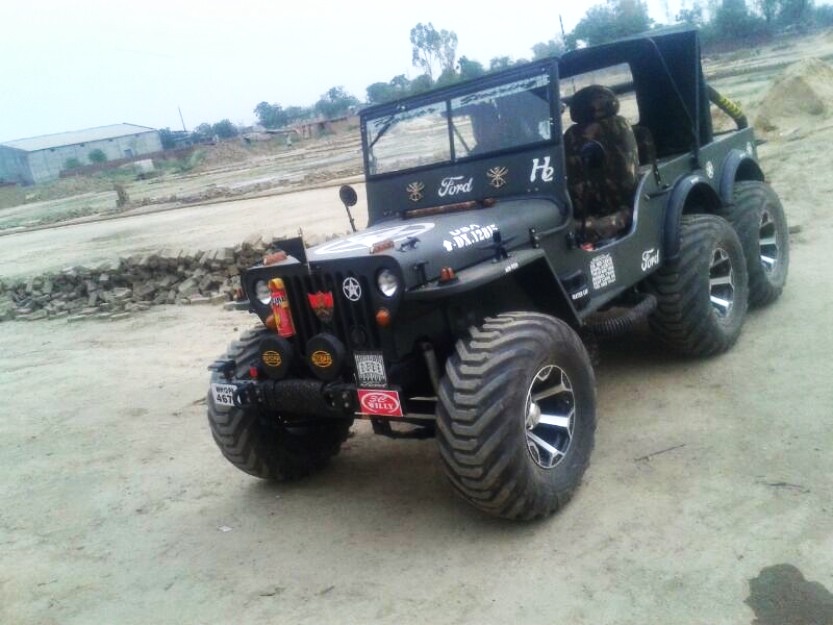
[295,114,359,140]
[0,123,162,185]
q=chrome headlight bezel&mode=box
[376,269,399,298]
[255,280,272,305]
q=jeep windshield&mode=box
[365,71,553,176]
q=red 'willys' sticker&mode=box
[357,389,403,417]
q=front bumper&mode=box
[209,359,434,425]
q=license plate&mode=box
[211,383,237,407]
[354,351,387,388]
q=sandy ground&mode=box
[2,34,833,625]
[1,247,831,625]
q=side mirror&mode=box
[338,185,358,232]
[339,185,358,208]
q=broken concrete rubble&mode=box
[0,232,343,323]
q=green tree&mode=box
[284,106,311,124]
[410,22,458,81]
[366,82,396,104]
[531,36,567,59]
[571,0,652,46]
[367,74,417,104]
[435,67,460,87]
[777,0,812,24]
[211,119,238,139]
[617,0,653,34]
[458,56,486,80]
[438,28,459,74]
[254,102,287,128]
[755,0,779,24]
[88,149,107,164]
[710,0,765,40]
[191,123,214,142]
[677,2,705,26]
[390,75,411,92]
[814,4,833,25]
[314,87,359,119]
[571,4,614,46]
[159,127,177,150]
[64,157,82,170]
[409,74,434,96]
[489,56,514,71]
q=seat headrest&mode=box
[569,85,620,124]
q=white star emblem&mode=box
[342,277,362,302]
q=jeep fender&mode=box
[718,148,764,205]
[663,174,723,263]
[406,248,579,325]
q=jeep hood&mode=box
[306,198,567,289]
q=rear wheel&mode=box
[207,327,351,480]
[730,181,789,307]
[648,214,748,356]
[436,312,596,520]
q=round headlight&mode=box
[377,269,399,298]
[255,280,272,305]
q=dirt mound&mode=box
[198,141,252,168]
[755,57,833,131]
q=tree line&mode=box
[169,0,832,142]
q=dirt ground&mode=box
[2,34,833,625]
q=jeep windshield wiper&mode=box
[368,114,396,151]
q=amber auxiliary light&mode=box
[375,308,392,327]
[438,267,457,284]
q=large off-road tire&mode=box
[207,327,351,480]
[648,214,749,356]
[436,312,596,521]
[730,181,789,307]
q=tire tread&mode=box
[437,312,596,520]
[207,327,349,481]
[647,214,748,356]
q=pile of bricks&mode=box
[0,232,337,323]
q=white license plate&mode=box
[211,383,237,407]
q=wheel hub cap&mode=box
[709,246,735,318]
[759,209,780,275]
[525,365,575,469]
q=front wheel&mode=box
[207,327,351,480]
[436,312,596,520]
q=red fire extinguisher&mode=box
[269,278,296,338]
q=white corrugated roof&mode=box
[1,124,158,152]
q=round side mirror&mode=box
[339,185,358,208]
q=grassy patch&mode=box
[0,186,25,210]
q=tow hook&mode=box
[208,359,237,380]
[232,381,257,408]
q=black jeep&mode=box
[207,28,789,520]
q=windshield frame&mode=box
[361,60,559,179]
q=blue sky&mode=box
[3,0,697,141]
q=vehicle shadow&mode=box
[209,321,746,533]
[237,434,516,530]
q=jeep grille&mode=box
[283,271,380,352]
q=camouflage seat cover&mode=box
[564,85,640,241]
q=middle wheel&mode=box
[648,214,749,356]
